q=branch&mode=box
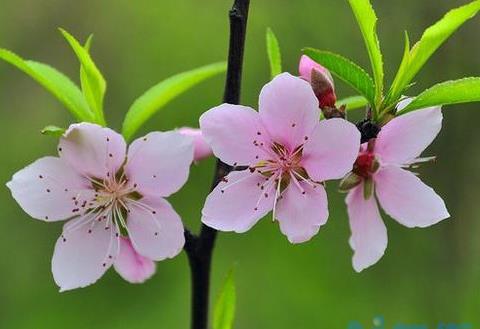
[183,1,250,329]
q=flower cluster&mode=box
[7,58,449,291]
[200,67,449,272]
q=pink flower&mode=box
[343,104,450,272]
[178,127,213,162]
[298,55,336,108]
[7,123,193,291]
[199,73,360,243]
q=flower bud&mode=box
[299,55,336,108]
[178,127,213,162]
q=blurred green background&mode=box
[1,0,480,328]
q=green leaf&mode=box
[122,62,227,141]
[303,48,375,106]
[60,28,107,125]
[388,0,480,105]
[41,125,65,137]
[347,0,384,107]
[399,77,480,114]
[213,268,236,329]
[266,27,282,79]
[0,48,94,122]
[336,95,368,111]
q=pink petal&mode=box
[201,170,275,233]
[375,165,450,228]
[126,197,185,261]
[302,118,360,182]
[259,73,319,149]
[276,182,328,244]
[375,107,442,165]
[199,104,270,166]
[346,186,387,272]
[125,131,194,198]
[178,127,213,162]
[114,237,156,284]
[6,157,95,221]
[52,216,120,292]
[59,123,127,179]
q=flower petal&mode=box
[375,165,450,228]
[178,127,213,162]
[127,197,185,261]
[302,118,360,182]
[276,182,328,244]
[259,73,319,149]
[199,104,270,166]
[375,107,442,165]
[201,170,275,233]
[6,157,95,221]
[59,123,127,179]
[346,186,387,272]
[125,131,194,198]
[114,237,156,284]
[52,216,119,292]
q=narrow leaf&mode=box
[41,125,65,137]
[122,62,227,141]
[348,0,384,106]
[266,27,282,78]
[400,77,480,114]
[0,48,93,121]
[303,48,375,106]
[336,95,368,111]
[388,0,480,103]
[60,28,107,125]
[213,268,236,329]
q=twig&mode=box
[183,1,250,329]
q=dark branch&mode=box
[184,1,250,329]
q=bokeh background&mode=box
[1,0,479,328]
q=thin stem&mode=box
[183,1,250,329]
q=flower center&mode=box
[251,142,307,187]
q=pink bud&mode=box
[178,127,213,162]
[299,55,336,108]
